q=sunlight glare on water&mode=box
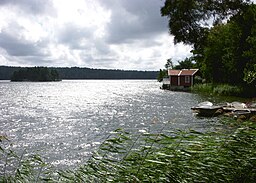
[0,80,220,168]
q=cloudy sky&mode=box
[0,0,192,71]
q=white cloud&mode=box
[0,0,192,70]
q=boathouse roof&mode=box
[168,69,181,76]
[168,69,199,76]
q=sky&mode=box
[0,0,192,71]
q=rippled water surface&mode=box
[0,80,221,167]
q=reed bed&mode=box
[1,120,256,182]
[192,83,242,96]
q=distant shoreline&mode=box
[0,66,159,80]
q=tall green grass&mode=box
[192,83,243,96]
[1,120,256,182]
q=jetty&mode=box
[191,101,256,120]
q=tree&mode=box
[165,58,174,69]
[200,4,256,85]
[201,22,242,83]
[174,58,195,70]
[11,67,61,82]
[244,65,256,85]
[157,69,167,82]
[157,59,174,82]
[161,0,251,47]
[238,5,256,86]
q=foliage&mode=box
[1,120,256,182]
[158,59,173,82]
[0,135,55,182]
[198,4,256,85]
[192,83,243,96]
[174,57,196,70]
[242,5,256,85]
[11,67,60,82]
[165,58,174,69]
[161,0,251,46]
[201,22,242,83]
[157,69,167,82]
[191,83,214,94]
[243,64,256,85]
[213,84,243,96]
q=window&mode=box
[185,76,190,83]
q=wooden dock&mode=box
[223,107,256,114]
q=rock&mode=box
[249,115,256,122]
[237,115,247,122]
[215,108,224,115]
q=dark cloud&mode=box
[99,0,168,44]
[0,32,45,57]
[0,21,53,66]
[58,23,94,50]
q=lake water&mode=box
[0,80,223,168]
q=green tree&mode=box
[174,57,195,70]
[157,69,167,82]
[11,67,61,82]
[202,22,242,83]
[158,59,174,82]
[161,0,251,46]
[239,5,256,86]
[165,58,173,69]
[201,4,256,85]
[244,65,256,85]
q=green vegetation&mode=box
[1,119,256,182]
[157,69,167,82]
[157,59,173,82]
[161,1,256,97]
[173,57,196,70]
[192,83,243,96]
[11,67,60,82]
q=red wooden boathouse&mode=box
[167,69,199,90]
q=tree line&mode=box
[11,67,60,82]
[0,66,158,80]
[161,0,256,89]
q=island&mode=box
[11,67,61,82]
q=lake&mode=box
[0,80,224,168]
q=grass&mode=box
[192,83,243,96]
[1,119,256,182]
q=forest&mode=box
[0,66,158,80]
[11,67,60,82]
[161,0,256,93]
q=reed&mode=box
[191,83,214,94]
[192,83,242,96]
[213,84,242,96]
[1,120,256,182]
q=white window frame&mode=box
[185,76,190,83]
